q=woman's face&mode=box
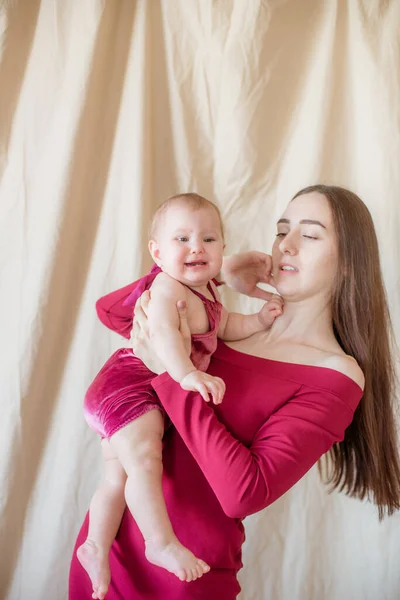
[271,192,338,302]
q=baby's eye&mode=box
[276,232,286,238]
[303,235,318,240]
[177,237,189,242]
[204,237,216,243]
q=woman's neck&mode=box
[264,294,336,350]
[226,294,343,365]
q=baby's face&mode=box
[149,204,225,287]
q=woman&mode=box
[69,185,400,599]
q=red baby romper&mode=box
[83,265,222,439]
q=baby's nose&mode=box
[190,241,204,253]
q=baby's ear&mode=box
[148,239,161,266]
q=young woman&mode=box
[69,185,400,600]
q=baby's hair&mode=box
[149,193,225,240]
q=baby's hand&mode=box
[258,294,284,329]
[180,370,226,405]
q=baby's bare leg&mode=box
[110,409,209,582]
[77,440,126,600]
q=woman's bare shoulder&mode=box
[317,352,365,390]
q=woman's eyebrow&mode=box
[277,218,326,229]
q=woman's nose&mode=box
[279,233,298,255]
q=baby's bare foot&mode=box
[77,539,110,599]
[145,538,210,582]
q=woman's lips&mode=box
[279,263,298,273]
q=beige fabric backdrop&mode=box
[1,1,400,599]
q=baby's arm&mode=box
[218,295,283,341]
[147,275,194,381]
[147,274,224,404]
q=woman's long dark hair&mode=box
[293,185,400,518]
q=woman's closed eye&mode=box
[276,232,318,240]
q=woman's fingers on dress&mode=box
[133,296,149,335]
[134,296,143,318]
[131,319,139,341]
[140,290,151,315]
[130,321,140,352]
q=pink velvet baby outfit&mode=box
[83,265,222,439]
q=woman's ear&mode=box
[148,240,162,267]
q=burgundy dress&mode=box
[83,265,222,439]
[69,281,363,599]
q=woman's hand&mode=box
[131,291,191,374]
[219,251,275,301]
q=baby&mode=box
[77,193,283,599]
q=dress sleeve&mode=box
[152,374,360,519]
[95,282,136,338]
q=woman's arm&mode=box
[151,374,359,519]
[132,292,361,519]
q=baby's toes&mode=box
[199,559,210,573]
[195,564,204,578]
[186,569,195,582]
[177,568,187,582]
